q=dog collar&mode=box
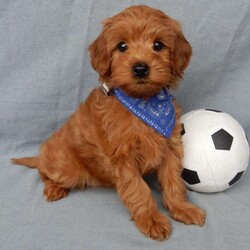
[102,83,176,138]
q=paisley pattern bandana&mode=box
[112,87,176,138]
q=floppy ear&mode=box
[89,20,112,78]
[172,30,192,78]
[168,20,192,84]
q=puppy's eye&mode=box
[117,42,128,52]
[153,41,164,51]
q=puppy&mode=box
[12,5,206,240]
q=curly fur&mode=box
[12,5,206,240]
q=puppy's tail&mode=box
[11,157,39,169]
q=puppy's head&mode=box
[89,5,192,98]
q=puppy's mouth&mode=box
[120,78,165,99]
[135,78,148,85]
[110,63,170,98]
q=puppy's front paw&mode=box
[134,210,171,240]
[170,202,206,226]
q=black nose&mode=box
[132,63,149,78]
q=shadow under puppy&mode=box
[12,5,206,240]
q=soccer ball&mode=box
[181,109,249,193]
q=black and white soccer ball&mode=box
[181,109,249,193]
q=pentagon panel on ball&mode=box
[180,109,250,193]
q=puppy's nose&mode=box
[132,63,149,78]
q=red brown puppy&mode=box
[12,5,206,240]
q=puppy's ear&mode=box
[170,21,192,83]
[89,19,112,78]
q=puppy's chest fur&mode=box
[83,88,170,175]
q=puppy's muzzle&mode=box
[132,63,149,79]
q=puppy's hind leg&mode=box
[38,171,69,202]
[39,164,88,202]
[43,178,69,202]
[39,160,97,202]
[41,168,101,202]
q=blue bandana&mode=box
[112,88,176,138]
